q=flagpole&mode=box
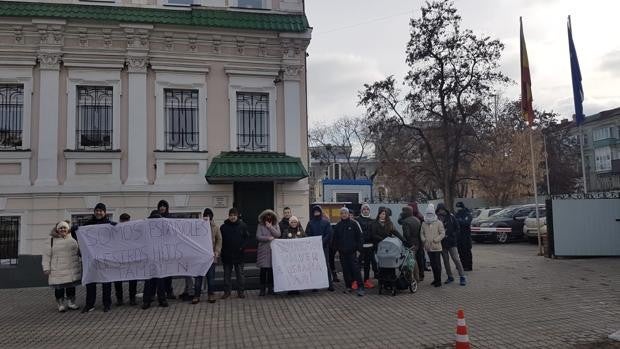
[543,131,551,196]
[579,125,588,193]
[529,128,543,256]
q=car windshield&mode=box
[489,209,501,216]
[494,207,519,217]
[528,209,546,218]
[472,209,481,218]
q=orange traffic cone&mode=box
[455,309,470,349]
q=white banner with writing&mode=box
[271,236,329,292]
[77,219,213,284]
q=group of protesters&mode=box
[42,199,474,313]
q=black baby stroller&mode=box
[375,237,418,296]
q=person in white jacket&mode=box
[42,221,82,312]
[420,204,446,288]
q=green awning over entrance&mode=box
[205,152,308,184]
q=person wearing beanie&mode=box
[356,203,376,289]
[420,204,445,287]
[189,208,222,304]
[78,203,117,313]
[398,206,422,282]
[278,207,292,239]
[305,205,335,292]
[455,202,473,271]
[42,221,82,313]
[332,207,365,296]
[149,200,177,300]
[436,203,466,286]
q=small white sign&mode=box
[271,236,329,292]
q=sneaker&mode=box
[191,297,200,304]
[67,299,79,310]
[327,286,335,292]
[433,281,442,288]
[460,276,467,286]
[158,300,169,308]
[207,294,216,304]
[103,306,111,312]
[445,276,455,284]
[81,306,95,313]
[238,291,246,299]
[351,281,359,290]
[343,288,352,294]
[357,288,365,297]
[57,299,67,313]
[221,293,231,300]
[364,279,375,289]
[141,303,151,310]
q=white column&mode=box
[35,53,61,186]
[125,56,148,185]
[283,65,302,157]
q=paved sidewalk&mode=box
[0,243,618,348]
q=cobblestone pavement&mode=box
[1,243,618,349]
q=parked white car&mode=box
[471,207,503,225]
[523,208,547,243]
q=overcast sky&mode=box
[305,0,620,126]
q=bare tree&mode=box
[309,116,374,180]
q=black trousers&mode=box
[143,278,166,304]
[428,251,442,284]
[54,287,76,300]
[223,263,245,293]
[84,283,112,308]
[415,247,426,280]
[329,247,337,273]
[259,268,274,289]
[340,252,363,289]
[163,277,174,297]
[458,233,473,270]
[114,280,138,302]
[359,246,378,281]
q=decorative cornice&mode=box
[282,64,302,80]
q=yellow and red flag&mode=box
[520,17,534,126]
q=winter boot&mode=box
[67,298,79,310]
[57,299,67,313]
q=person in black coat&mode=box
[220,208,249,299]
[150,200,177,300]
[332,207,365,296]
[305,205,335,292]
[436,203,467,286]
[357,203,377,288]
[76,203,117,313]
[455,202,473,271]
[278,207,292,239]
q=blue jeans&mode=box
[194,264,216,297]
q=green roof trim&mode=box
[0,1,309,32]
[206,152,308,184]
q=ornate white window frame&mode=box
[227,73,278,152]
[66,69,121,151]
[0,67,33,151]
[155,72,208,152]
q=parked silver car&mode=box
[471,207,503,225]
[523,208,547,243]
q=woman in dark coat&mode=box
[256,209,281,296]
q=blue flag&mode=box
[568,16,584,125]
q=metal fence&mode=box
[0,216,20,266]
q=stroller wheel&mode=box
[410,281,418,293]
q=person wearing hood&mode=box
[283,216,305,239]
[256,209,281,296]
[398,206,422,282]
[455,202,473,271]
[151,200,177,300]
[42,221,82,312]
[436,203,467,286]
[357,203,377,289]
[332,207,365,296]
[220,208,249,299]
[76,203,117,313]
[305,205,335,292]
[420,204,445,287]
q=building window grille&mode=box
[76,86,113,151]
[0,84,24,150]
[236,92,269,152]
[164,89,199,151]
[0,216,20,266]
